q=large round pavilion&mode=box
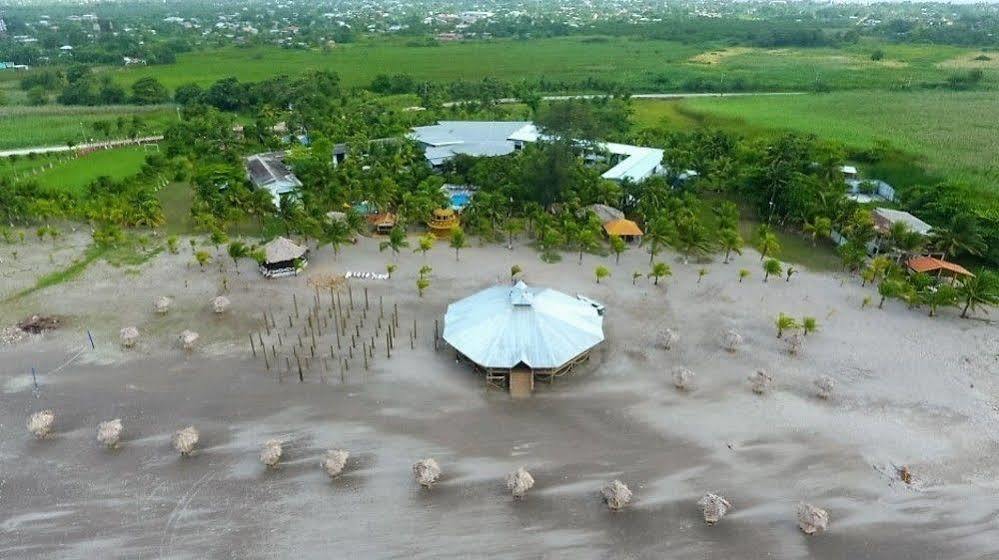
[443,281,604,391]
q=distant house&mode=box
[410,121,664,183]
[839,165,859,180]
[907,256,974,282]
[245,152,302,208]
[872,208,933,237]
[846,179,895,203]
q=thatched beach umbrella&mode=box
[601,480,632,511]
[120,326,139,349]
[697,493,732,525]
[413,458,441,488]
[179,330,199,351]
[660,328,678,350]
[796,502,829,535]
[97,418,123,449]
[172,426,200,456]
[154,296,172,315]
[506,467,535,499]
[722,329,743,352]
[672,367,695,391]
[27,410,55,439]
[211,295,231,315]
[814,375,835,399]
[748,369,773,394]
[321,449,350,478]
[260,439,283,468]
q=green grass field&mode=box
[0,104,177,150]
[633,90,999,207]
[109,37,989,93]
[28,146,152,196]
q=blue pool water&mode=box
[450,192,472,210]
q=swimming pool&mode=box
[449,191,472,211]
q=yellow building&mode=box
[427,208,460,237]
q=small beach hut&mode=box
[367,212,397,235]
[259,237,308,278]
[907,256,974,283]
[443,281,604,393]
[602,218,644,242]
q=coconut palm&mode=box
[697,268,709,284]
[930,213,987,258]
[379,226,409,259]
[802,216,832,246]
[756,231,781,261]
[320,219,353,260]
[775,313,798,338]
[386,263,397,279]
[719,228,743,264]
[648,262,672,286]
[575,227,599,265]
[763,258,782,283]
[922,284,959,317]
[595,265,611,284]
[416,276,430,297]
[642,217,674,265]
[801,316,818,336]
[194,250,212,271]
[957,269,999,319]
[738,269,750,283]
[414,233,435,259]
[609,235,627,265]
[449,227,468,261]
[877,279,903,309]
[632,271,642,285]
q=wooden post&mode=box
[434,319,439,351]
[258,332,265,351]
[410,330,414,350]
[263,312,271,335]
[413,319,417,338]
[348,284,354,310]
[250,333,257,357]
[288,315,293,328]
[394,303,399,328]
[386,333,391,359]
[296,355,304,382]
[271,345,277,360]
[363,342,369,370]
[349,346,353,360]
[293,293,299,318]
[364,287,369,310]
[263,347,270,370]
[380,296,384,318]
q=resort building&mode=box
[427,208,460,237]
[259,236,308,278]
[907,256,974,283]
[410,121,665,183]
[245,152,302,208]
[443,281,605,395]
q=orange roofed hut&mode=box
[907,256,974,283]
[602,219,643,242]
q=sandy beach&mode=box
[1,233,997,559]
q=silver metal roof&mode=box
[443,281,604,370]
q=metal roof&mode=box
[245,152,302,207]
[873,208,933,236]
[443,281,604,370]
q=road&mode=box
[0,135,163,158]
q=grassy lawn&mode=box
[108,38,988,93]
[0,104,177,150]
[29,146,153,196]
[633,90,999,210]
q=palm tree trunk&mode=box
[616,252,620,265]
[724,248,731,263]
[961,298,971,318]
[879,295,886,309]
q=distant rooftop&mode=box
[245,152,302,207]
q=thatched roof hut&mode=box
[260,237,308,278]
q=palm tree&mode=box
[386,263,397,279]
[195,250,211,271]
[450,227,468,261]
[379,226,409,259]
[719,228,743,264]
[763,258,782,283]
[610,235,627,265]
[648,262,672,286]
[931,213,987,258]
[802,216,832,246]
[755,227,781,261]
[320,219,352,260]
[632,271,642,285]
[957,270,999,318]
[595,265,611,284]
[576,228,599,265]
[227,241,249,271]
[801,316,818,336]
[642,217,674,265]
[416,276,430,297]
[415,233,435,259]
[922,284,959,317]
[775,313,798,338]
[675,217,713,263]
[878,279,903,309]
[697,268,709,284]
[739,269,751,283]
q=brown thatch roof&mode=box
[583,204,625,224]
[263,237,307,263]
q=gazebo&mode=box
[428,208,460,237]
[259,237,308,278]
[443,281,604,394]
